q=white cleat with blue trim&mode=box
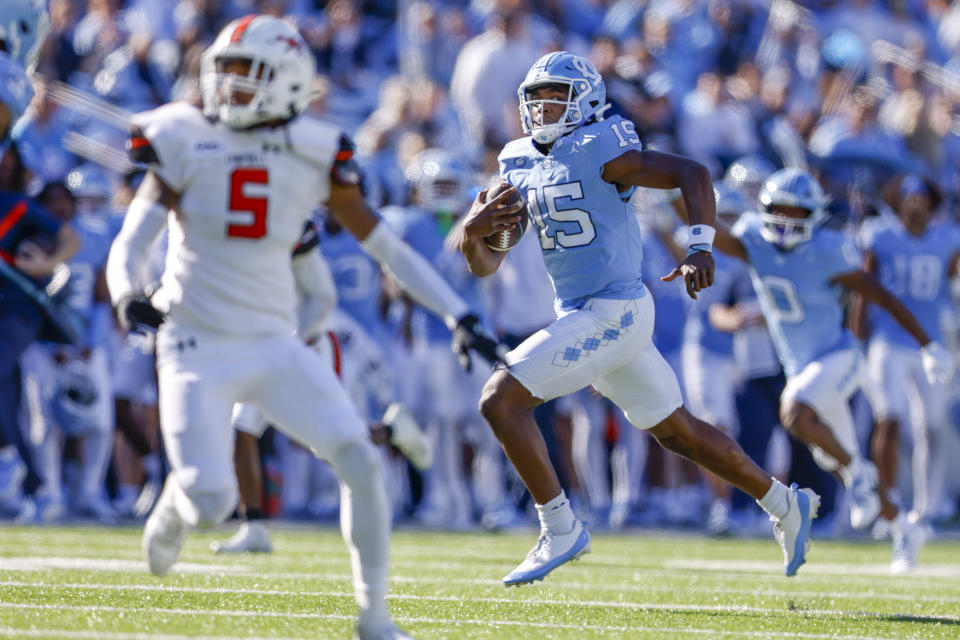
[773,483,820,577]
[502,520,591,586]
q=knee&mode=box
[478,379,510,429]
[330,438,380,488]
[180,486,237,528]
[779,402,807,438]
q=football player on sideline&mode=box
[105,15,501,640]
[460,51,820,585]
[712,168,952,574]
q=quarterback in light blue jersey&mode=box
[715,168,952,573]
[459,51,820,585]
[856,174,960,526]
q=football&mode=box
[482,181,528,252]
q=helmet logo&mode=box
[275,35,302,51]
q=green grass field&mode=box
[1,524,959,639]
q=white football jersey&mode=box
[131,103,343,337]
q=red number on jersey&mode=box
[227,168,268,238]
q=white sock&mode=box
[756,479,790,520]
[536,491,576,534]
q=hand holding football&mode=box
[482,182,528,252]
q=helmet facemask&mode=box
[759,206,826,249]
[203,54,279,129]
[520,80,586,145]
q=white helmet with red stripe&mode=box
[201,15,315,129]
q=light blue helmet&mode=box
[51,358,99,437]
[405,148,471,213]
[0,0,50,73]
[518,51,609,145]
[0,53,33,150]
[758,168,829,249]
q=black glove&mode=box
[116,292,165,332]
[451,313,507,372]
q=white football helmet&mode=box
[758,168,829,249]
[518,51,610,145]
[406,148,471,213]
[201,15,315,129]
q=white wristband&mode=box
[688,224,715,249]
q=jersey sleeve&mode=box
[585,115,643,168]
[730,212,764,260]
[291,218,321,257]
[822,233,862,279]
[128,105,194,192]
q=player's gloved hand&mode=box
[116,292,165,333]
[451,313,508,372]
[921,341,953,385]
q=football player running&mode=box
[854,175,959,553]
[712,168,952,574]
[106,15,502,640]
[460,51,821,585]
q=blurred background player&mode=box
[855,174,960,528]
[18,172,116,523]
[382,148,512,531]
[714,167,952,574]
[0,0,77,508]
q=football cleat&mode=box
[890,513,930,575]
[772,483,820,577]
[502,520,591,586]
[846,460,881,531]
[355,616,413,640]
[143,475,188,576]
[210,521,273,553]
[382,403,433,471]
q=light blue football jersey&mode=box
[732,212,860,377]
[382,205,488,344]
[683,251,745,356]
[499,115,646,310]
[639,222,686,356]
[319,223,387,342]
[66,213,116,348]
[860,218,960,348]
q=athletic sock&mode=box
[536,491,576,534]
[756,479,790,520]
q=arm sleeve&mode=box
[361,221,470,329]
[293,249,338,340]
[105,196,168,305]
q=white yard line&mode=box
[1,597,957,625]
[0,607,922,640]
[3,578,959,606]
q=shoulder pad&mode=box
[128,103,207,167]
[292,218,320,257]
[286,116,343,169]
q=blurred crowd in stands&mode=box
[3,0,960,539]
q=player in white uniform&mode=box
[105,16,502,640]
